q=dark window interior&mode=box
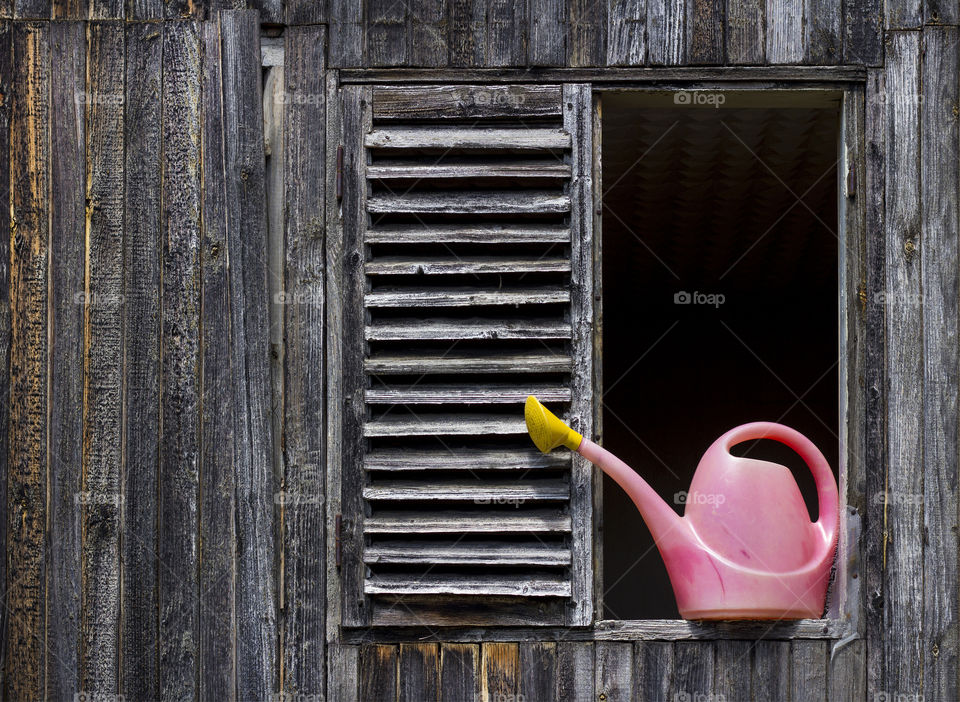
[599,92,841,619]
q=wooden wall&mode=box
[0,2,956,702]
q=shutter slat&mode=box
[367,191,570,215]
[365,351,572,374]
[365,511,572,533]
[366,225,570,244]
[367,162,571,180]
[366,319,572,341]
[365,286,569,308]
[366,256,570,275]
[365,127,571,150]
[365,383,571,404]
[365,574,571,597]
[363,480,569,501]
[365,541,571,566]
[365,449,570,472]
[364,415,528,437]
[371,85,563,121]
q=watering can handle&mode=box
[723,422,840,561]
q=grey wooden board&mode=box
[556,642,594,701]
[647,0,685,65]
[518,641,557,700]
[791,640,827,701]
[607,0,646,66]
[635,641,673,700]
[440,643,479,701]
[766,0,803,63]
[596,641,633,701]
[726,0,764,64]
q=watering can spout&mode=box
[524,396,689,548]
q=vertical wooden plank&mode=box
[51,0,85,18]
[219,10,277,700]
[487,0,526,66]
[90,0,121,20]
[884,29,923,702]
[330,644,360,702]
[791,641,827,701]
[886,0,921,30]
[7,22,49,700]
[410,0,447,67]
[158,20,202,702]
[566,82,595,626]
[753,641,790,701]
[765,0,802,63]
[127,0,163,20]
[647,0,685,65]
[360,644,398,702]
[199,18,237,702]
[673,643,714,702]
[530,0,565,66]
[569,0,607,67]
[803,0,840,63]
[606,0,646,66]
[121,20,162,702]
[248,0,282,23]
[843,0,882,65]
[829,639,866,700]
[925,0,958,24]
[441,643,479,701]
[328,0,362,67]
[367,0,409,66]
[282,23,326,701]
[399,643,440,702]
[482,642,519,702]
[80,23,124,695]
[635,641,673,701]
[863,67,886,700]
[596,642,633,702]
[556,642,594,702]
[921,25,959,702]
[47,20,83,701]
[285,0,327,24]
[13,0,50,18]
[726,0,763,63]
[686,0,723,64]
[448,0,485,67]
[519,641,556,701]
[713,640,751,701]
[0,20,12,696]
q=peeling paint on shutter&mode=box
[339,83,594,627]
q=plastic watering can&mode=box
[524,396,839,620]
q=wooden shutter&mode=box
[337,84,594,627]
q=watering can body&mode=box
[525,397,839,620]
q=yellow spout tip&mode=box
[525,395,582,454]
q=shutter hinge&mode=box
[335,513,343,568]
[336,145,344,201]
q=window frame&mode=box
[331,70,867,643]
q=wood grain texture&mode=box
[219,10,277,699]
[7,21,49,700]
[281,23,326,701]
[367,0,408,66]
[13,0,49,18]
[120,20,161,702]
[925,0,958,24]
[410,0,447,67]
[530,0,565,66]
[481,642,519,702]
[285,0,326,24]
[127,0,163,20]
[673,643,714,702]
[0,20,12,696]
[448,0,485,67]
[829,638,866,700]
[399,643,440,701]
[726,0,763,64]
[886,0,921,29]
[80,22,124,695]
[487,0,526,66]
[199,17,237,702]
[752,641,790,700]
[765,0,803,63]
[843,0,882,65]
[883,30,923,701]
[440,643,479,701]
[569,0,607,67]
[803,0,840,64]
[607,0,646,66]
[635,641,673,699]
[556,642,594,701]
[372,85,563,121]
[647,0,685,65]
[921,25,959,702]
[90,0,121,20]
[329,643,360,702]
[790,640,827,701]
[51,0,84,18]
[713,640,751,700]
[46,20,83,702]
[518,641,556,700]
[596,641,633,701]
[158,20,202,701]
[360,644,398,701]
[328,0,362,67]
[686,0,724,64]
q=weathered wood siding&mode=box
[0,2,956,702]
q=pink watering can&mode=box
[525,396,839,620]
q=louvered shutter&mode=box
[337,84,595,627]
